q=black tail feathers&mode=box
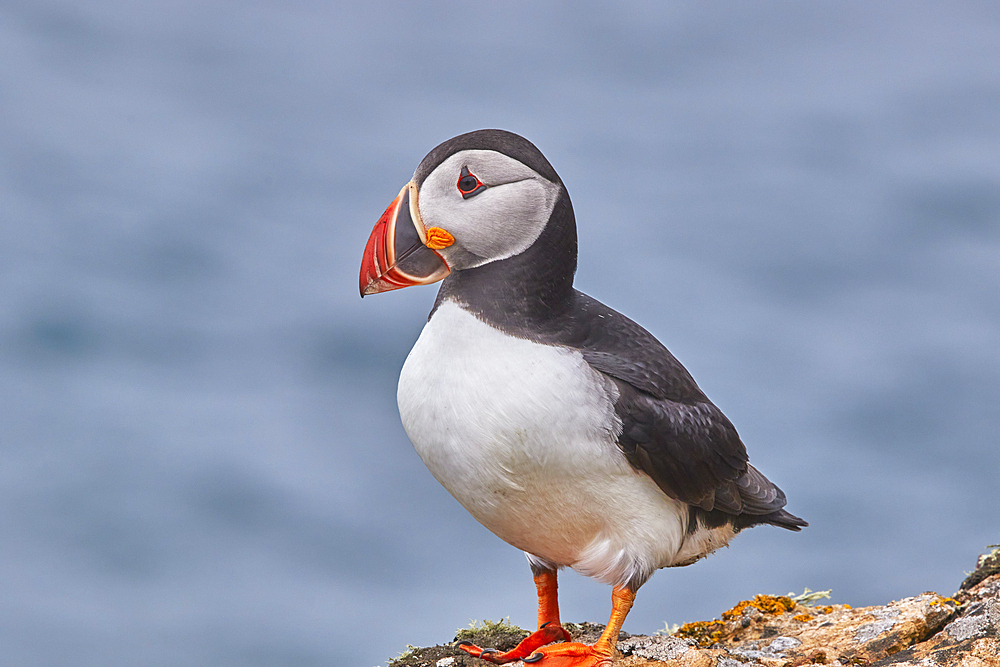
[760,508,808,532]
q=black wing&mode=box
[567,292,806,530]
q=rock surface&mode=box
[388,547,1000,667]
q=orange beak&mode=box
[359,182,451,297]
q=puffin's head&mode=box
[360,130,564,296]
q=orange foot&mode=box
[518,642,614,667]
[457,622,571,664]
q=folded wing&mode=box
[568,293,806,531]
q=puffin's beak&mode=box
[359,182,451,297]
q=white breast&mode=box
[397,300,731,586]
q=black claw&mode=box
[480,648,499,656]
[524,652,544,663]
[540,621,550,628]
[456,640,473,647]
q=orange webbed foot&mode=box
[456,622,571,664]
[519,641,614,667]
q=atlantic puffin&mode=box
[359,130,806,667]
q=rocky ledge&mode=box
[389,545,1000,667]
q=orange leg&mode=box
[519,586,636,667]
[533,569,566,630]
[457,569,572,664]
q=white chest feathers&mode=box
[398,301,625,514]
[397,300,730,586]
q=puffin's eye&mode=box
[457,166,486,199]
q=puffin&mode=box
[359,130,806,667]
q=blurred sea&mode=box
[1,2,998,666]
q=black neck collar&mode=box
[432,191,578,332]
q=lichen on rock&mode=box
[386,544,1000,667]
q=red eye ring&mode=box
[457,166,486,199]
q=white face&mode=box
[416,149,561,270]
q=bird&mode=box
[359,129,806,667]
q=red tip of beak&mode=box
[359,184,450,297]
[359,195,402,296]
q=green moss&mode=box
[788,587,833,606]
[452,617,529,653]
[453,617,526,641]
[385,644,420,667]
[960,542,1000,590]
[654,621,681,636]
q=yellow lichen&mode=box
[674,619,727,648]
[793,614,814,622]
[930,597,959,607]
[818,606,834,614]
[722,594,796,620]
[675,594,808,648]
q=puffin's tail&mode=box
[694,465,808,533]
[758,508,808,532]
[727,465,808,532]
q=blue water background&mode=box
[2,3,998,665]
